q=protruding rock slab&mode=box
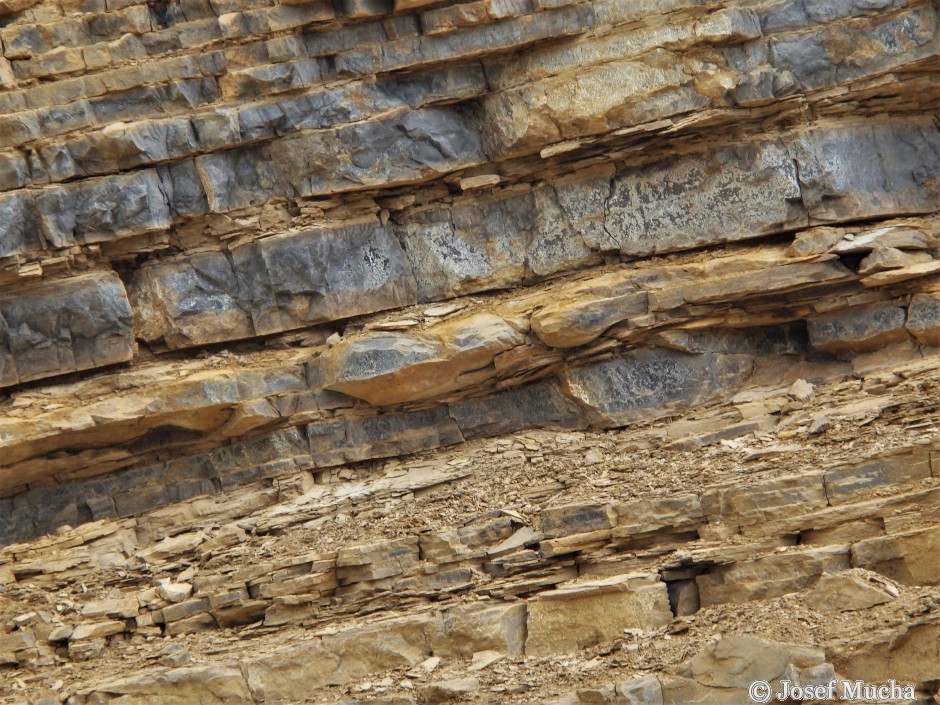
[0,272,134,388]
[525,573,671,657]
[807,302,909,353]
[419,677,481,704]
[606,140,807,257]
[433,602,528,659]
[337,537,420,584]
[795,122,940,224]
[805,572,894,613]
[852,526,940,586]
[561,349,754,426]
[397,187,601,301]
[696,545,851,606]
[531,276,648,348]
[823,447,932,505]
[685,634,826,688]
[832,618,940,686]
[320,313,525,405]
[0,171,171,257]
[244,614,434,699]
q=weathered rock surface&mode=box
[0,0,939,702]
[0,272,133,388]
[525,574,672,657]
[130,222,418,349]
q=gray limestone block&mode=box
[84,77,220,127]
[35,99,95,138]
[235,100,291,141]
[232,222,418,336]
[527,185,603,279]
[57,118,200,176]
[195,106,482,212]
[208,428,309,476]
[307,407,464,467]
[130,223,416,349]
[35,169,172,247]
[66,272,138,371]
[304,18,387,57]
[377,63,488,109]
[129,249,255,349]
[606,139,807,257]
[157,159,209,218]
[807,301,909,353]
[86,496,117,522]
[188,111,239,152]
[0,190,43,256]
[283,85,373,131]
[794,122,940,224]
[0,150,29,190]
[415,1,593,73]
[657,325,809,357]
[31,142,78,184]
[232,76,369,142]
[758,0,909,33]
[342,407,464,460]
[0,272,134,388]
[2,427,309,541]
[548,172,621,253]
[114,484,171,518]
[906,293,940,347]
[397,192,532,301]
[768,3,935,90]
[449,381,588,439]
[397,216,506,303]
[562,349,755,426]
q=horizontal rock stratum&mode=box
[0,0,939,703]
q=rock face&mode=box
[1,0,940,703]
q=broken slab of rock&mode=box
[320,313,525,405]
[805,572,895,613]
[418,677,481,704]
[525,574,671,657]
[336,537,420,584]
[449,380,588,439]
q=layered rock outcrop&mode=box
[1,0,939,703]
